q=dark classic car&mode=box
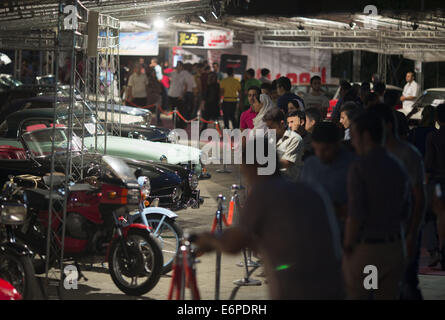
[0,111,202,210]
[0,95,176,143]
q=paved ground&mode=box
[32,161,445,300]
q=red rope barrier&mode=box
[125,100,223,137]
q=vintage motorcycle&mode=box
[0,177,38,299]
[0,278,22,300]
[16,154,164,296]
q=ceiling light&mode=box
[298,24,305,30]
[412,22,419,30]
[349,21,356,29]
[199,15,206,23]
[153,18,165,29]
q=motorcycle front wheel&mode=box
[108,228,163,296]
[134,214,183,274]
[0,251,39,300]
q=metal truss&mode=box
[0,0,124,300]
[255,29,445,53]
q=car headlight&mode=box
[188,173,199,190]
[144,111,153,126]
[160,155,168,163]
[0,204,27,225]
[167,130,179,144]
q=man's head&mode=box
[138,58,145,65]
[261,68,270,78]
[310,75,322,92]
[311,122,342,164]
[226,67,234,77]
[340,102,361,130]
[247,86,261,107]
[373,82,386,97]
[246,68,255,79]
[287,110,306,133]
[339,80,352,98]
[212,62,219,72]
[406,71,415,83]
[263,108,287,138]
[436,104,445,126]
[176,61,184,71]
[261,82,273,96]
[287,100,301,113]
[134,63,142,74]
[305,107,322,133]
[351,108,385,156]
[370,103,397,139]
[276,77,292,96]
[150,58,158,67]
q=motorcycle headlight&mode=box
[188,173,199,190]
[137,176,151,199]
[167,130,179,144]
[160,155,168,163]
[0,204,27,225]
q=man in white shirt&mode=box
[168,61,188,128]
[183,63,197,125]
[263,108,304,181]
[401,72,420,115]
[150,58,163,81]
[127,63,149,107]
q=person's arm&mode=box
[127,75,134,101]
[279,135,300,169]
[344,163,365,253]
[405,183,426,258]
[424,132,435,183]
[193,227,250,255]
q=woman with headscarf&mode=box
[253,93,275,130]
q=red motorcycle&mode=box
[0,278,22,300]
[16,155,163,296]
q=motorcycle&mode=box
[0,177,38,299]
[0,278,22,300]
[16,155,164,296]
[129,176,183,274]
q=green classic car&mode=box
[0,104,204,174]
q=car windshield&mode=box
[56,103,106,136]
[22,127,83,157]
[414,91,445,107]
[0,74,22,88]
[102,155,136,184]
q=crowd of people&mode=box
[190,69,445,300]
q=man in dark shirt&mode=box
[276,76,304,114]
[425,104,445,269]
[300,122,357,235]
[426,104,445,181]
[372,104,426,300]
[343,109,411,299]
[192,136,345,299]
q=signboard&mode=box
[176,30,233,49]
[241,44,331,84]
[220,54,248,75]
[119,31,159,56]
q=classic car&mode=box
[0,98,204,174]
[403,88,445,124]
[0,125,201,210]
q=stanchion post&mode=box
[215,194,225,300]
[173,106,177,130]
